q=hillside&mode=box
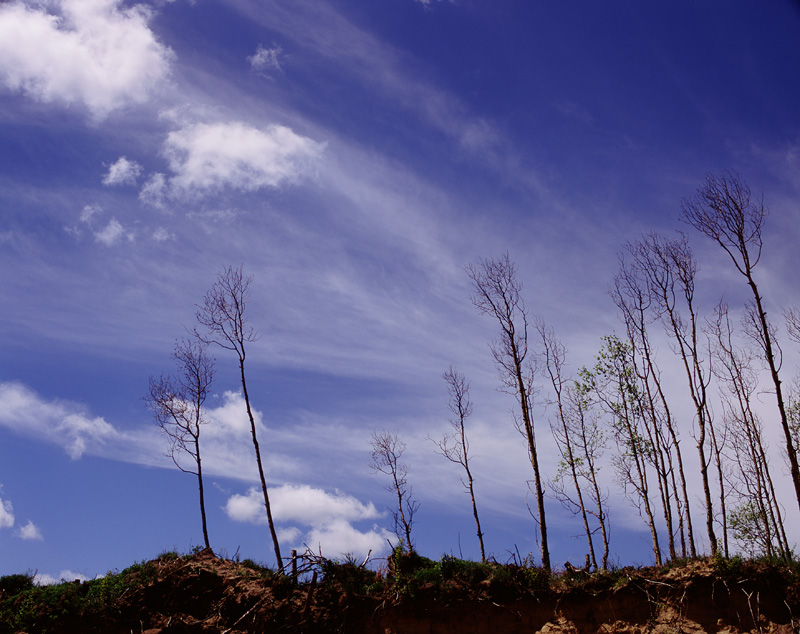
[1,549,798,633]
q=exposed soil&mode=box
[4,549,800,633]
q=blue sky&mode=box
[2,0,800,581]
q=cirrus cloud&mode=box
[0,0,173,119]
[248,44,284,75]
[0,381,156,462]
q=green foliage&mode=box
[157,550,180,562]
[0,572,34,597]
[319,557,380,594]
[240,558,272,577]
[381,549,553,602]
[712,551,744,578]
[0,559,163,633]
[0,579,87,634]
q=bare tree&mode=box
[628,233,721,555]
[147,338,215,550]
[194,265,282,570]
[612,256,696,558]
[710,302,790,559]
[370,430,418,550]
[682,172,800,515]
[538,321,603,570]
[467,254,550,571]
[433,367,486,561]
[583,335,662,565]
[552,381,610,569]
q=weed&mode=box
[157,550,180,562]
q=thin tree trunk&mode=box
[241,359,283,570]
[196,440,211,550]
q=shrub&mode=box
[0,573,34,597]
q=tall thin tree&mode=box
[612,254,696,558]
[629,234,720,555]
[434,367,486,562]
[538,321,601,570]
[583,335,662,565]
[710,302,790,559]
[370,430,418,550]
[194,265,283,570]
[147,338,215,550]
[467,254,550,571]
[682,172,800,515]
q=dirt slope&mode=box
[3,550,799,633]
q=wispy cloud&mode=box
[139,173,168,208]
[248,44,284,76]
[0,0,173,119]
[68,206,133,246]
[0,494,13,530]
[0,381,158,463]
[103,157,143,187]
[94,218,128,246]
[16,520,43,541]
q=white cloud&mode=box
[152,226,172,242]
[0,381,125,460]
[163,121,325,197]
[226,484,381,525]
[275,485,382,524]
[68,205,131,245]
[0,0,174,119]
[306,519,389,558]
[139,172,167,208]
[248,44,283,75]
[93,218,127,246]
[16,520,43,541]
[224,484,390,558]
[35,570,88,586]
[0,495,14,529]
[103,157,142,186]
[205,391,260,438]
[79,204,102,224]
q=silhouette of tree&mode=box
[194,265,282,570]
[147,338,215,550]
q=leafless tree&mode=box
[612,256,696,558]
[467,254,550,571]
[553,381,611,569]
[628,233,722,555]
[370,430,418,550]
[710,302,790,559]
[538,321,605,570]
[147,338,215,550]
[194,265,282,569]
[682,172,800,515]
[433,367,486,561]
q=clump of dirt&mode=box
[3,550,800,633]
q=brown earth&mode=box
[5,549,800,633]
